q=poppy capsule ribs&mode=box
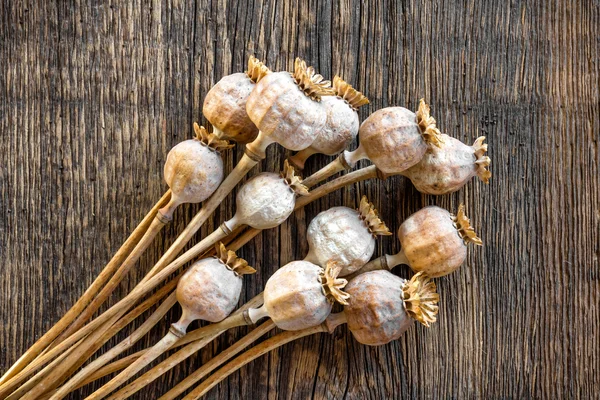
[344,271,439,346]
[353,99,444,174]
[161,124,234,219]
[175,243,256,326]
[398,204,482,277]
[203,56,271,144]
[289,76,369,170]
[401,134,492,195]
[248,261,349,331]
[245,58,335,157]
[227,160,309,231]
[304,195,391,276]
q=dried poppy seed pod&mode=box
[288,76,369,169]
[161,124,233,219]
[175,243,255,328]
[248,261,349,331]
[228,160,308,230]
[402,135,492,195]
[354,99,444,174]
[245,58,335,155]
[347,204,482,280]
[344,271,439,346]
[304,196,391,276]
[398,204,482,277]
[203,56,271,143]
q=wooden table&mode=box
[1,1,598,398]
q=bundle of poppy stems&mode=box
[0,55,491,399]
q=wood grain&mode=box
[1,0,598,398]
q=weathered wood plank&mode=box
[1,0,598,398]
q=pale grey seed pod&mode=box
[305,196,391,276]
[401,135,491,195]
[234,161,308,230]
[262,261,348,331]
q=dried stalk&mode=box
[48,280,179,399]
[183,323,332,399]
[108,308,273,400]
[157,320,277,400]
[51,292,264,399]
[0,191,171,386]
[300,152,354,187]
[52,212,171,348]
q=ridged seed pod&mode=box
[246,58,335,152]
[305,196,391,276]
[203,56,271,143]
[259,261,349,331]
[233,160,308,229]
[357,99,444,174]
[399,204,482,277]
[176,243,255,324]
[162,124,233,218]
[344,271,439,346]
[402,135,492,194]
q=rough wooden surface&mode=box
[1,0,599,398]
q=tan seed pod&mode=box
[203,56,271,143]
[304,196,390,276]
[401,135,492,194]
[344,270,439,346]
[260,260,348,331]
[398,204,482,277]
[356,99,444,174]
[245,58,333,151]
[163,124,230,213]
[176,243,254,324]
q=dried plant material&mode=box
[194,123,234,152]
[402,272,439,327]
[234,168,300,230]
[400,133,491,195]
[415,99,444,148]
[281,160,309,196]
[319,262,350,305]
[215,243,256,276]
[357,196,392,237]
[305,202,381,277]
[332,75,369,110]
[473,136,492,183]
[246,55,271,83]
[399,206,471,277]
[292,58,335,101]
[262,261,337,331]
[344,271,417,346]
[452,204,483,246]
